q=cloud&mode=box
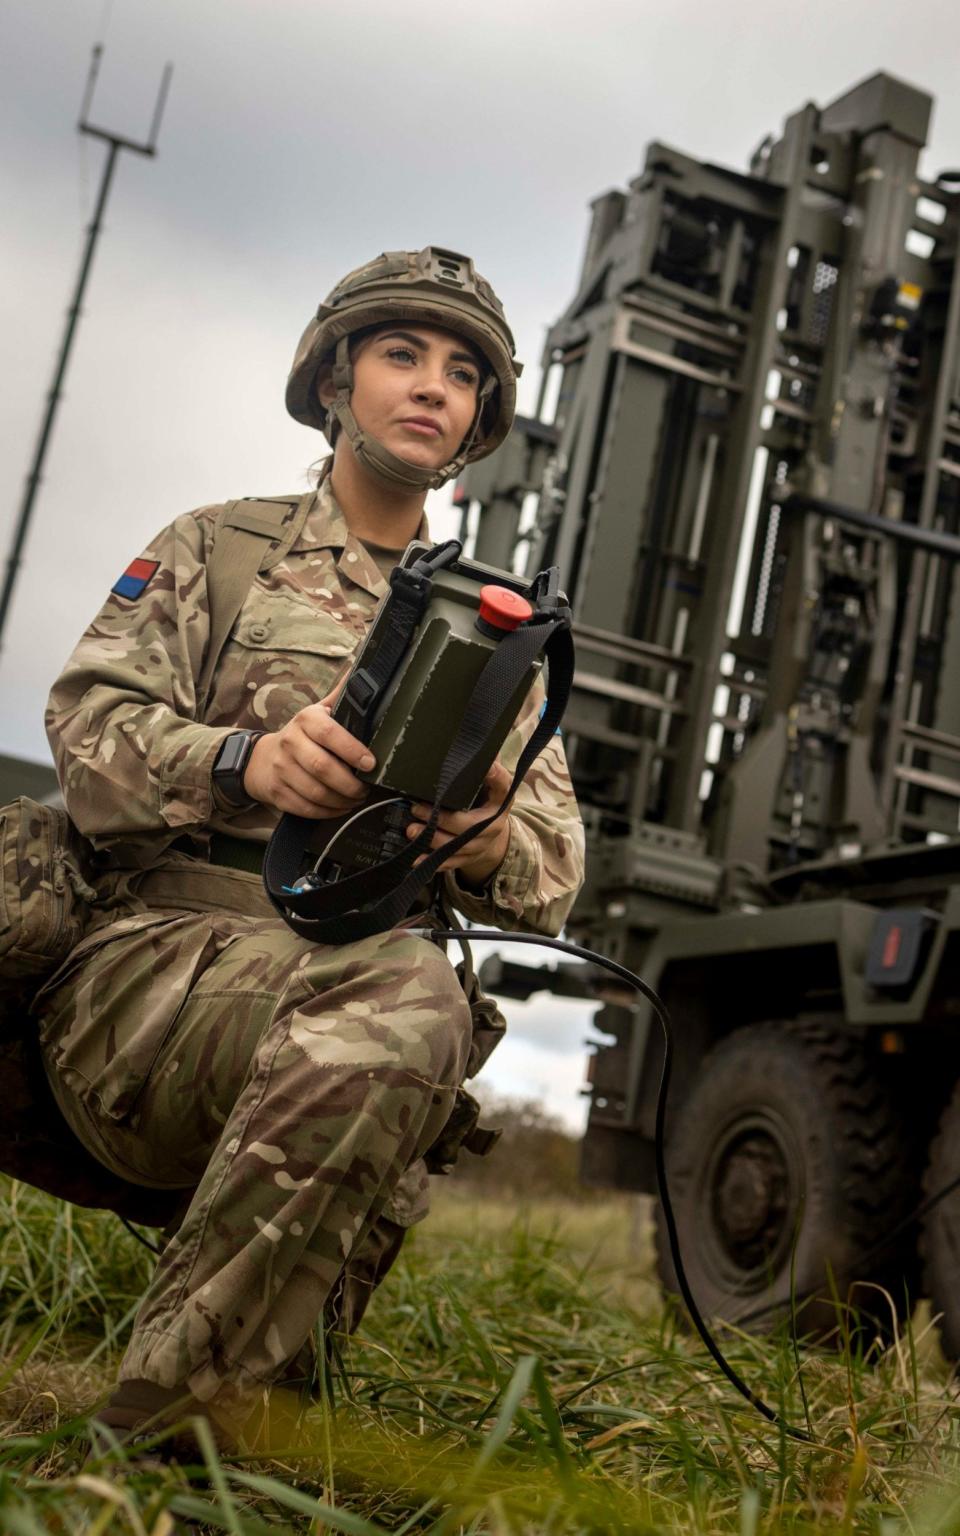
[474,1031,593,1135]
[5,0,960,773]
[462,940,606,1132]
[6,0,957,1134]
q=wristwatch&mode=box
[212,730,266,808]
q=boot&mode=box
[88,1377,232,1461]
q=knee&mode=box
[375,933,472,1086]
[295,932,472,1087]
[423,994,473,1088]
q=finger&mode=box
[407,823,454,851]
[281,756,366,811]
[406,826,494,868]
[408,801,481,831]
[414,850,468,871]
[272,784,357,819]
[292,746,371,803]
[408,809,470,839]
[293,709,376,774]
[410,774,509,826]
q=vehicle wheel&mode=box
[654,1020,916,1339]
[921,1081,960,1358]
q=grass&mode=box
[2,1178,960,1533]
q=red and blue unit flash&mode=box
[112,558,159,601]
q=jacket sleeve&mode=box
[45,508,235,847]
[444,677,585,937]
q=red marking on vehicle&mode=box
[882,924,902,970]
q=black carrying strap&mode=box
[337,540,462,742]
[263,584,573,946]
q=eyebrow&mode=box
[377,329,482,369]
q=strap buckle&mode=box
[345,667,379,715]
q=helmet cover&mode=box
[286,247,522,491]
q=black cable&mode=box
[411,926,814,1443]
[119,1214,163,1256]
[110,920,960,1436]
[108,922,960,1435]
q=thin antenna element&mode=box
[147,63,174,151]
[0,46,174,654]
[78,42,104,125]
[78,41,172,156]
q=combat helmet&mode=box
[286,246,522,493]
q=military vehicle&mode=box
[458,72,960,1348]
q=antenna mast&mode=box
[0,46,173,652]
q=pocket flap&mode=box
[0,798,92,979]
[234,597,355,658]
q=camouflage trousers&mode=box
[35,898,471,1410]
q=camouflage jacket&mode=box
[46,474,584,935]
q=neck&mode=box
[329,442,428,546]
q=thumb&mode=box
[485,758,512,799]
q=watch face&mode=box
[217,733,249,776]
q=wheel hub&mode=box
[708,1124,794,1277]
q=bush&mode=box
[445,1094,587,1201]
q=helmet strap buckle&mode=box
[331,335,354,394]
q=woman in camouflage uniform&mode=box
[39,248,584,1450]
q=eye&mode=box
[450,364,479,388]
[386,345,417,364]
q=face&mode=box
[321,323,483,472]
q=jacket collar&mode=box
[295,461,431,599]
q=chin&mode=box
[388,438,449,471]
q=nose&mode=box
[412,361,447,407]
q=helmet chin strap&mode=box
[327,337,495,495]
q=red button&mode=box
[478,585,533,630]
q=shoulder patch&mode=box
[112,558,160,600]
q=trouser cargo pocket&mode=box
[35,910,231,1122]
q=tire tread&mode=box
[653,1018,915,1335]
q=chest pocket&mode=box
[210,592,361,730]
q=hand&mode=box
[243,686,376,819]
[406,759,512,886]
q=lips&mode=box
[400,417,443,437]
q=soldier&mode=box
[37,247,584,1452]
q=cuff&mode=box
[158,724,236,829]
[446,815,541,924]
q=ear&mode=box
[315,362,337,409]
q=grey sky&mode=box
[3,0,960,1127]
